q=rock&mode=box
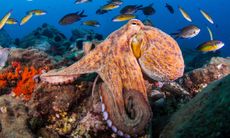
[70,28,103,50]
[0,29,12,47]
[18,23,70,56]
[160,75,230,138]
[178,57,230,95]
[0,95,33,138]
[8,48,55,69]
[0,47,9,69]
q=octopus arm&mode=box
[40,41,110,84]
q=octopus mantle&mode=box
[41,19,184,137]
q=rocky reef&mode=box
[0,20,229,138]
[160,75,230,138]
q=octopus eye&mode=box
[131,22,138,26]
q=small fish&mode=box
[6,18,18,24]
[29,10,47,16]
[83,20,100,27]
[20,12,33,26]
[143,19,154,26]
[140,3,155,16]
[96,9,108,15]
[112,14,135,22]
[171,25,200,39]
[101,3,120,11]
[165,3,174,14]
[179,6,192,22]
[120,5,142,14]
[0,9,13,29]
[200,9,214,24]
[196,40,224,52]
[109,0,123,5]
[59,10,87,25]
[206,26,213,40]
[75,0,92,4]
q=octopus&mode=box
[40,19,184,137]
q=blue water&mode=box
[0,0,229,56]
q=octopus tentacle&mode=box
[100,83,152,136]
[40,40,110,84]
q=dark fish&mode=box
[140,3,155,16]
[120,5,142,14]
[96,9,108,15]
[59,10,87,25]
[165,3,174,14]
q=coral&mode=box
[0,61,44,100]
[160,75,230,138]
[0,95,34,138]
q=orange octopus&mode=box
[40,19,184,137]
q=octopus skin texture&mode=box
[40,19,184,137]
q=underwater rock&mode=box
[178,57,230,95]
[0,47,9,70]
[70,28,103,49]
[29,83,80,117]
[0,95,33,138]
[160,75,230,138]
[8,48,55,69]
[0,29,12,47]
[183,48,222,72]
[19,23,70,56]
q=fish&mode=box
[112,14,135,22]
[6,18,18,24]
[206,26,213,40]
[96,9,108,15]
[0,9,13,30]
[83,20,100,27]
[200,9,214,24]
[20,12,33,26]
[29,10,47,16]
[179,6,192,22]
[165,3,174,14]
[101,3,120,11]
[171,25,200,39]
[59,10,87,25]
[108,0,123,5]
[140,3,155,16]
[120,5,143,14]
[142,19,154,26]
[196,40,224,52]
[75,0,92,4]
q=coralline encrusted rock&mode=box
[160,75,230,138]
[0,95,33,138]
[8,48,55,69]
[178,57,230,95]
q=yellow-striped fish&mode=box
[101,3,120,11]
[20,13,33,26]
[112,14,135,22]
[200,9,214,24]
[29,10,47,16]
[6,18,18,25]
[179,6,192,22]
[196,40,224,52]
[83,20,100,27]
[0,9,13,29]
